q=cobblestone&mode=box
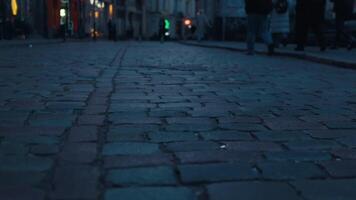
[0,42,355,200]
[106,166,176,186]
[207,182,301,200]
[292,179,356,200]
[258,162,326,180]
[178,163,258,183]
[105,187,196,200]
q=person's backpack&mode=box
[274,0,289,14]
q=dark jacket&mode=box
[296,0,326,23]
[245,0,273,15]
[331,0,355,19]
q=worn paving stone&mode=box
[253,131,311,141]
[148,132,199,142]
[30,144,59,155]
[292,179,356,200]
[0,156,53,172]
[176,150,262,164]
[68,126,98,142]
[331,148,356,160]
[165,141,220,152]
[219,123,267,131]
[200,130,253,141]
[207,182,301,200]
[107,132,146,142]
[29,114,75,127]
[337,135,356,148]
[109,125,160,135]
[164,123,217,132]
[307,130,356,139]
[0,172,46,186]
[224,141,283,152]
[104,154,173,168]
[51,166,98,199]
[178,163,258,183]
[0,142,28,155]
[0,127,66,137]
[320,160,356,178]
[103,142,160,156]
[264,118,327,130]
[107,166,176,186]
[105,187,196,200]
[0,186,46,200]
[3,135,59,145]
[285,140,341,150]
[265,151,332,162]
[78,115,105,125]
[259,162,326,180]
[59,143,97,163]
[323,121,356,129]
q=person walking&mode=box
[196,9,211,42]
[270,0,293,47]
[331,0,355,50]
[159,15,166,43]
[245,0,274,55]
[295,0,327,51]
[107,20,113,40]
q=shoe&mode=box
[268,44,275,55]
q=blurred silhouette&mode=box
[196,9,211,42]
[295,0,326,51]
[330,0,355,50]
[245,0,274,55]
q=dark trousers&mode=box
[335,16,354,46]
[295,18,325,48]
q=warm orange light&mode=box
[95,11,99,18]
[184,19,192,26]
[11,0,18,16]
[109,4,113,17]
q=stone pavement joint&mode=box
[0,42,355,200]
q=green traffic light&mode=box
[164,19,170,30]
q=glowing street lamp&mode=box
[60,9,66,17]
[184,19,192,26]
[109,4,114,18]
[11,0,18,16]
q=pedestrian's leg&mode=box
[333,16,343,48]
[246,15,257,54]
[261,16,273,45]
[312,23,326,51]
[295,17,307,51]
[260,15,274,54]
[281,33,289,47]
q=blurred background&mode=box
[0,0,355,41]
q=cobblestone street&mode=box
[0,41,356,200]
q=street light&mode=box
[60,9,66,18]
[92,0,97,40]
[11,0,18,16]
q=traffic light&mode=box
[164,19,170,36]
[164,19,170,30]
